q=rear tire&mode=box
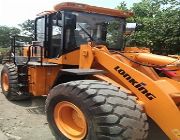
[46,80,149,140]
[1,63,30,100]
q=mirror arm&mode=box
[56,12,62,27]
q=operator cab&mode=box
[35,2,132,58]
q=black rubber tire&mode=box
[1,63,30,101]
[46,80,149,140]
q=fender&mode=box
[53,68,105,87]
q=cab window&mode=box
[36,17,45,42]
[49,14,62,58]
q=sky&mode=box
[0,0,140,27]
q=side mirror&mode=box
[125,23,144,35]
[125,23,137,35]
[64,13,76,29]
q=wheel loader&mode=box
[1,2,180,140]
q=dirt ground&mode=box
[0,95,55,140]
[0,65,55,140]
[0,64,169,140]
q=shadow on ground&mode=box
[10,96,46,115]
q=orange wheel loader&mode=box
[1,2,180,140]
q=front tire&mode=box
[46,80,149,140]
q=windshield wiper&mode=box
[77,24,94,41]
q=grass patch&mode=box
[0,47,10,54]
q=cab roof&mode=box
[37,10,55,16]
[37,2,133,18]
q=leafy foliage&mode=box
[117,0,180,54]
[18,19,35,37]
[116,1,129,11]
[0,26,20,48]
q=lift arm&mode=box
[92,47,180,140]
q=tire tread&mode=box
[1,63,30,100]
[46,80,149,140]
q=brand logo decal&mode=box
[114,66,156,100]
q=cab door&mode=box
[47,13,63,58]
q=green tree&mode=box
[0,26,20,48]
[117,0,180,54]
[116,1,129,11]
[18,19,35,37]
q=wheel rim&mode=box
[54,101,87,140]
[2,73,9,92]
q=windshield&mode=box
[66,11,126,50]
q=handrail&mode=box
[26,44,44,66]
[10,35,45,66]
